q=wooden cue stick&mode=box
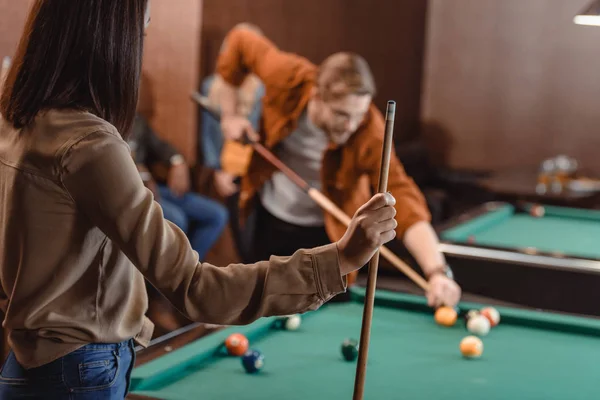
[0,56,11,94]
[352,101,396,400]
[191,92,430,291]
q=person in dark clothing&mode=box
[130,114,228,261]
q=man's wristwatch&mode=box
[169,154,185,166]
[427,264,454,281]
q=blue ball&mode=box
[241,349,264,373]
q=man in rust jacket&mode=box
[215,26,461,308]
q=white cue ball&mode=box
[467,315,490,336]
[285,314,301,331]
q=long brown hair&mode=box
[0,0,149,136]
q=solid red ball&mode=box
[225,333,249,356]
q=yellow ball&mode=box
[434,306,457,327]
[460,335,483,358]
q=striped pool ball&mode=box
[480,307,500,327]
[460,336,483,359]
[530,205,545,217]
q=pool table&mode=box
[128,287,600,400]
[437,202,600,316]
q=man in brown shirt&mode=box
[216,26,461,308]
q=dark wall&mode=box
[422,0,600,174]
[201,0,429,141]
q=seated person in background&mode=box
[216,25,461,308]
[130,114,228,261]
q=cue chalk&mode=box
[352,100,396,400]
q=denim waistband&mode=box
[72,339,133,352]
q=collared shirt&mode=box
[260,111,329,226]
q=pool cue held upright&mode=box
[1,56,11,94]
[352,100,396,400]
[190,92,430,292]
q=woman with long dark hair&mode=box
[0,1,397,398]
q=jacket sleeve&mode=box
[60,129,346,325]
[216,26,313,88]
[357,108,431,238]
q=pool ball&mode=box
[466,314,490,336]
[460,336,483,359]
[530,205,545,217]
[467,235,476,244]
[283,314,301,330]
[242,349,264,373]
[464,309,480,328]
[225,333,249,356]
[434,306,457,327]
[341,338,359,361]
[480,306,500,327]
[274,314,302,331]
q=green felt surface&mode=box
[131,289,600,400]
[441,203,600,259]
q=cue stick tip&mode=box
[385,101,396,120]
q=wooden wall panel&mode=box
[422,0,600,173]
[0,0,34,61]
[0,0,202,163]
[200,0,428,141]
[142,0,203,163]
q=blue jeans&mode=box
[158,185,228,260]
[0,340,135,399]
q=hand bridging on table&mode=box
[426,274,461,308]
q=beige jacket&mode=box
[0,109,346,369]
